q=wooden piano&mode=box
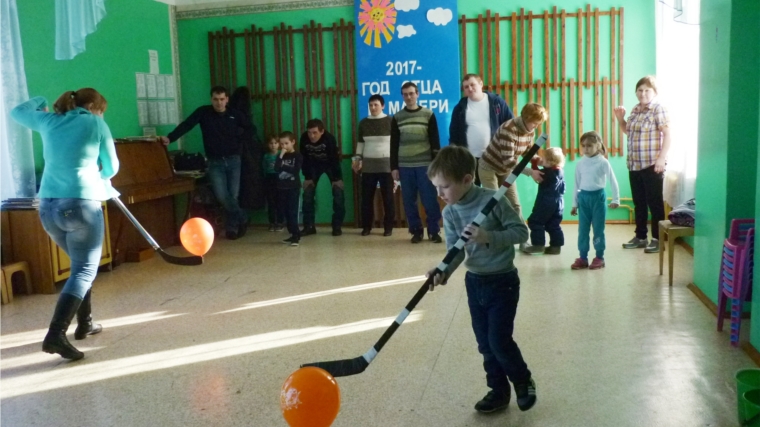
[108,138,195,265]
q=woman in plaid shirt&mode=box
[613,75,672,254]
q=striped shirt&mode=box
[390,106,440,169]
[442,186,528,277]
[357,114,392,173]
[626,101,669,171]
[480,117,536,175]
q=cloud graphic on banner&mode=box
[397,25,416,39]
[395,0,419,12]
[427,8,453,26]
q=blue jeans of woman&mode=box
[39,198,103,299]
[577,189,607,259]
[207,155,247,233]
[466,269,531,394]
[399,166,441,234]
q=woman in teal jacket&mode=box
[11,88,118,361]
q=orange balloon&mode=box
[280,367,340,427]
[179,217,214,256]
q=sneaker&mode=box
[545,246,561,255]
[301,226,317,236]
[474,389,510,413]
[237,221,248,238]
[518,242,528,252]
[644,238,660,254]
[289,239,300,247]
[622,237,647,249]
[589,257,605,270]
[332,228,343,236]
[268,224,276,232]
[274,224,285,232]
[429,232,443,243]
[226,231,239,240]
[383,228,393,237]
[514,378,537,411]
[411,233,423,244]
[361,228,371,236]
[281,236,295,244]
[570,258,589,270]
[522,245,545,255]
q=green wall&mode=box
[16,0,175,177]
[175,0,655,226]
[694,0,760,318]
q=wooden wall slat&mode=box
[618,8,624,156]
[478,14,484,77]
[495,13,501,97]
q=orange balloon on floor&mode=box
[179,217,214,256]
[280,367,340,427]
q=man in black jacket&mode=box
[299,118,345,236]
[449,74,514,185]
[160,86,250,239]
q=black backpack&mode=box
[174,152,207,171]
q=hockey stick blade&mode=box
[301,356,369,377]
[111,197,203,266]
[157,248,203,266]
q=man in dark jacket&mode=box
[449,74,514,185]
[299,118,345,236]
[160,86,250,240]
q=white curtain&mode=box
[55,0,106,60]
[656,0,700,208]
[0,0,36,200]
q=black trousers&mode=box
[629,165,665,240]
[278,187,301,239]
[361,172,395,230]
[264,174,284,225]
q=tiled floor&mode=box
[0,224,754,426]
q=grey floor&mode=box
[0,224,754,427]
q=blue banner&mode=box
[355,0,460,144]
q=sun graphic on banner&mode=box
[358,0,397,48]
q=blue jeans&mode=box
[207,155,247,232]
[577,189,607,259]
[466,269,531,393]
[39,198,104,300]
[399,166,441,234]
[301,169,345,229]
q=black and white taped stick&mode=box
[301,134,547,377]
[111,197,203,266]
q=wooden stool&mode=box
[658,220,695,286]
[1,272,11,304]
[2,261,33,296]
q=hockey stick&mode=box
[301,134,547,377]
[110,197,203,266]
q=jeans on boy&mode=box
[577,189,607,259]
[465,269,532,394]
[207,155,247,233]
[279,187,301,239]
[399,166,441,234]
[302,169,345,230]
[629,165,664,240]
[39,198,104,299]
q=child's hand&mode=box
[463,224,489,245]
[609,202,619,209]
[571,207,578,216]
[426,268,447,291]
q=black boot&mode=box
[42,293,84,360]
[74,289,102,340]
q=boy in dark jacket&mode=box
[523,147,566,255]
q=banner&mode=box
[355,0,460,144]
